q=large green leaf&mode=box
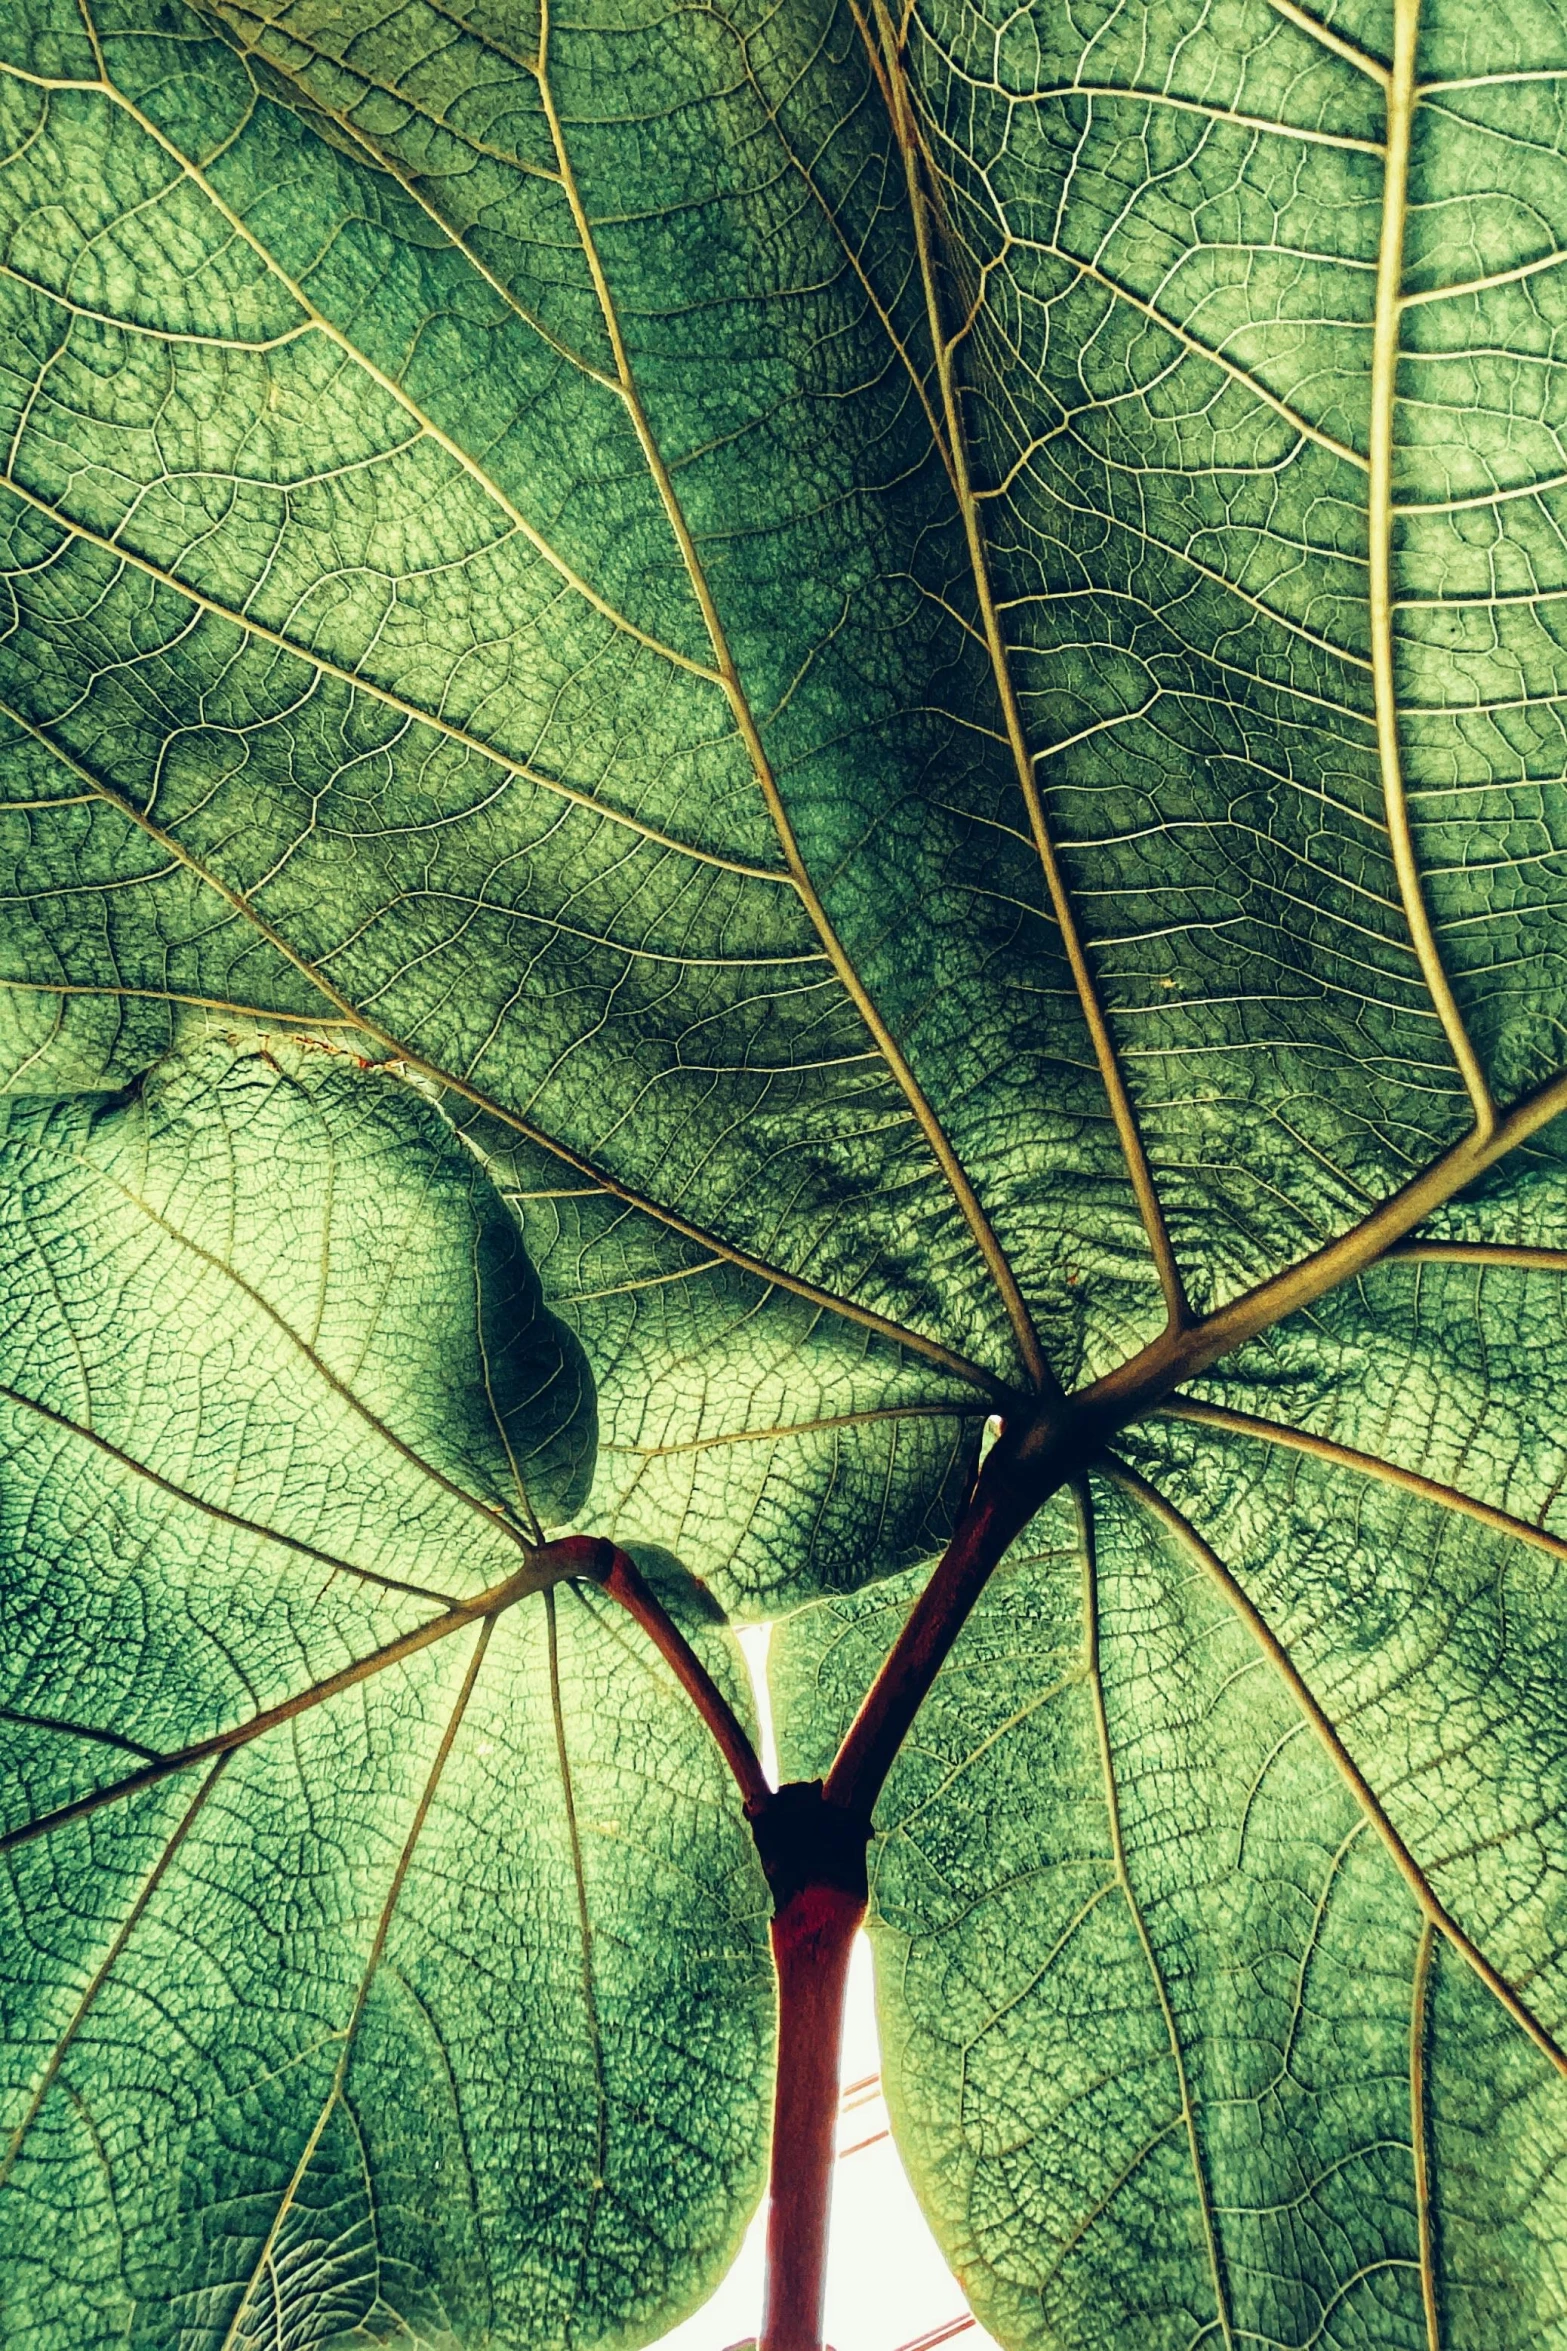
[0,0,1093,1399]
[9,0,1567,2344]
[0,1032,770,2348]
[772,1322,1567,2347]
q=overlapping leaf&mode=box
[7,0,1567,2343]
[7,0,1567,1389]
[0,1034,770,2349]
[455,1108,988,1613]
[774,1320,1567,2347]
[0,0,1134,1404]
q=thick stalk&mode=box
[826,1410,1094,1817]
[750,1425,1084,2346]
[759,1880,865,2351]
[585,1539,770,1809]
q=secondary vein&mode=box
[534,0,1049,1393]
[1368,0,1495,1138]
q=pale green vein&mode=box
[0,1381,454,1604]
[1108,1458,1567,2080]
[217,1620,492,2351]
[1077,1477,1235,2349]
[0,474,790,883]
[0,1756,229,2193]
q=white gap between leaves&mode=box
[650,1629,1000,2351]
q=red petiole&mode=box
[581,1411,1090,2351]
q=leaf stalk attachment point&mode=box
[573,1538,771,1811]
[749,1782,872,2351]
[826,1400,1108,1818]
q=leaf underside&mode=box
[0,1036,769,2347]
[5,0,1567,2342]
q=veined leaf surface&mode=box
[6,0,1567,2343]
[773,1259,1567,2349]
[0,1034,770,2348]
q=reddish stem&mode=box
[569,1410,1096,2351]
[759,1878,865,2351]
[825,1403,1096,1818]
[551,1536,770,1810]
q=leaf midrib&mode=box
[0,693,1006,1390]
[217,1619,493,2351]
[0,470,789,885]
[1367,0,1495,1137]
[0,1380,454,1604]
[869,0,1193,1332]
[15,0,1567,1552]
[525,2,1051,1391]
[1078,1479,1235,2348]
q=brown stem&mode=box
[825,1406,1099,1818]
[759,1876,866,2351]
[575,1537,771,1810]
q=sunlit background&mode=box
[651,1633,1001,2351]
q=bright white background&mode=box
[650,1633,1001,2351]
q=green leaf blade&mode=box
[773,1425,1567,2348]
[0,1033,771,2348]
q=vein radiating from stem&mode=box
[59,71,722,685]
[0,978,365,1026]
[0,499,787,882]
[1108,1460,1567,2079]
[0,1563,542,1854]
[868,0,1191,1333]
[205,26,618,390]
[1157,1399,1567,1568]
[533,2,1046,1395]
[1387,1240,1567,1271]
[1076,1481,1234,2348]
[1,704,999,1392]
[1369,0,1494,1136]
[218,1621,493,2351]
[1082,1056,1567,1415]
[0,1756,228,2192]
[740,24,959,496]
[827,1059,1567,1819]
[605,1399,977,1457]
[1411,1919,1442,2351]
[0,1382,454,1604]
[66,1157,530,1557]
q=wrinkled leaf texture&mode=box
[4,0,1567,2341]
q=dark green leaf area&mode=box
[0,0,1166,1388]
[0,1035,768,2345]
[771,1479,1567,2351]
[463,1114,989,1615]
[0,1588,772,2351]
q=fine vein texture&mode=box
[0,1033,770,2348]
[9,0,1567,2344]
[0,0,1142,1396]
[773,1454,1567,2350]
[455,1106,990,1614]
[8,0,1567,1397]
